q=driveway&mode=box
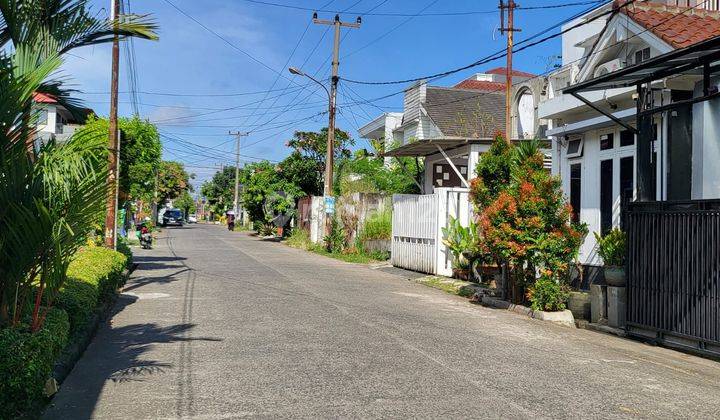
[44,223,720,419]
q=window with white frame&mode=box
[597,128,636,234]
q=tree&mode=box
[278,127,354,196]
[157,161,193,205]
[76,115,162,202]
[173,191,196,219]
[200,166,237,215]
[240,161,301,224]
[0,0,157,329]
[335,148,422,195]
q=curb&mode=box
[576,320,627,337]
[51,266,132,385]
[477,294,576,328]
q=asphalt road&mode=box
[44,224,720,419]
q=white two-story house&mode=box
[538,0,720,275]
[33,92,93,148]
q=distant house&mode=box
[359,68,543,194]
[538,0,720,268]
[33,92,93,148]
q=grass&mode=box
[359,209,392,241]
[416,276,477,298]
[284,228,380,264]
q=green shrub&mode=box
[527,275,569,312]
[359,209,392,241]
[57,247,127,335]
[0,309,69,418]
[594,228,626,266]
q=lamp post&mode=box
[288,66,335,239]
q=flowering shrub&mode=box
[471,134,587,310]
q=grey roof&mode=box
[423,87,506,139]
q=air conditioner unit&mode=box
[593,58,623,78]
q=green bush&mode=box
[57,247,128,335]
[527,275,569,312]
[359,209,392,241]
[0,309,69,419]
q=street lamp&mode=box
[288,66,336,241]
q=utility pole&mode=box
[312,13,360,236]
[499,0,520,144]
[229,131,248,217]
[105,0,121,249]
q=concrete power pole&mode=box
[105,0,121,249]
[229,131,248,217]
[312,13,360,235]
[500,0,520,144]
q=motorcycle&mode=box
[139,225,153,249]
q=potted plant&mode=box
[441,217,480,280]
[594,229,627,287]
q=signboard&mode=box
[324,196,336,214]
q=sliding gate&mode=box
[626,200,720,357]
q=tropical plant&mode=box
[594,229,626,267]
[0,0,157,329]
[441,217,481,270]
[324,217,346,253]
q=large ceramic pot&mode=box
[604,266,626,287]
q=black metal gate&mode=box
[626,200,720,357]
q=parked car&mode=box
[188,214,198,223]
[162,209,184,227]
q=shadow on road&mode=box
[122,267,190,292]
[44,293,222,419]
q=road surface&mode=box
[44,224,720,419]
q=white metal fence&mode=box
[391,194,438,274]
[391,188,472,276]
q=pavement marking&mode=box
[121,292,171,300]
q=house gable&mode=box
[576,11,672,83]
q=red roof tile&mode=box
[33,92,57,104]
[485,67,536,78]
[617,1,720,49]
[453,80,506,91]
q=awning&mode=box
[565,35,720,94]
[383,139,492,157]
[384,138,551,157]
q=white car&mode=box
[188,214,198,223]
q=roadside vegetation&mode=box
[0,1,156,416]
[460,133,587,311]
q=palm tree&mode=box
[0,0,157,329]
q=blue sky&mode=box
[63,0,603,186]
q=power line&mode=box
[341,0,635,85]
[236,0,605,16]
[344,0,709,119]
[161,0,308,91]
